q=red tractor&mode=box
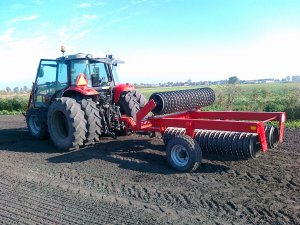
[26,48,146,150]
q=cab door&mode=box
[34,60,58,107]
[34,60,69,107]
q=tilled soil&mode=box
[0,115,299,225]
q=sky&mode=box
[0,0,300,89]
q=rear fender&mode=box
[113,83,135,103]
[62,86,99,102]
[63,86,98,96]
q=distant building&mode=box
[257,79,274,84]
[292,75,300,82]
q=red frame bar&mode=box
[119,99,286,153]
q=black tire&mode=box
[166,135,202,172]
[132,90,147,108]
[163,127,185,145]
[119,91,141,120]
[26,108,49,139]
[265,126,279,149]
[80,99,102,145]
[47,97,87,150]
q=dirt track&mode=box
[0,115,299,224]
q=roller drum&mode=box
[162,128,266,159]
[150,88,215,115]
[163,127,185,145]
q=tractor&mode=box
[26,47,146,150]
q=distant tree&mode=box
[228,76,239,84]
[13,87,19,93]
[6,86,11,93]
[216,84,242,110]
[23,86,29,93]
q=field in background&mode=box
[1,83,299,126]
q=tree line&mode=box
[0,86,31,94]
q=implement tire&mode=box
[119,91,141,120]
[80,99,102,145]
[26,108,49,139]
[166,135,202,172]
[47,97,87,150]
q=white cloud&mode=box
[0,28,16,43]
[57,14,97,42]
[77,3,91,8]
[76,1,105,8]
[11,14,39,23]
[0,35,57,88]
[132,0,149,5]
[70,29,91,41]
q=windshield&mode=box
[70,59,110,87]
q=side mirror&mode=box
[38,67,44,78]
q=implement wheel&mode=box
[166,135,202,172]
[47,97,87,150]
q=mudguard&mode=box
[113,83,135,103]
[63,86,98,96]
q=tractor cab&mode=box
[33,52,122,107]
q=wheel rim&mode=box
[29,114,41,135]
[171,144,189,167]
[52,111,69,138]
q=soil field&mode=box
[0,115,299,224]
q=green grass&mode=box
[0,110,24,115]
[0,96,28,115]
[285,120,300,128]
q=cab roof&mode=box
[56,53,124,64]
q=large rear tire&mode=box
[80,99,102,145]
[119,91,141,120]
[47,97,87,150]
[166,135,202,172]
[26,108,49,139]
[132,90,147,108]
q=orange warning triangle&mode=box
[76,73,88,86]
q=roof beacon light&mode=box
[76,73,88,87]
[61,46,66,56]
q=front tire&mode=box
[166,135,202,172]
[47,97,87,150]
[26,108,49,139]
